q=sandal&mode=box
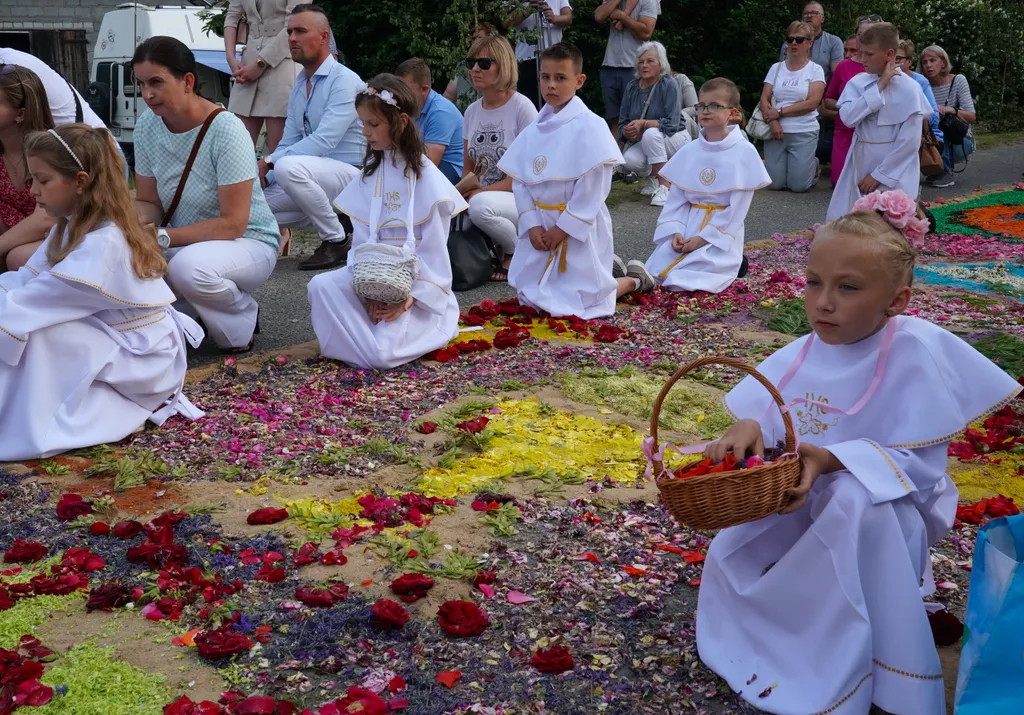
[490,255,512,282]
[219,307,260,354]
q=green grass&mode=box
[975,130,1024,149]
[972,333,1024,378]
[761,298,812,336]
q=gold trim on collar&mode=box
[0,325,27,343]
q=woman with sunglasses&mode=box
[456,34,537,282]
[759,21,826,193]
[0,65,56,272]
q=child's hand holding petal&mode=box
[704,419,764,463]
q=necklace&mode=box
[2,151,27,190]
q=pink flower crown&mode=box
[361,86,399,108]
[852,190,929,247]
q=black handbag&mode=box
[447,213,496,292]
[938,75,971,146]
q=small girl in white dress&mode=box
[0,125,203,460]
[695,191,1020,715]
[307,74,467,370]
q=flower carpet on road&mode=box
[0,188,1021,714]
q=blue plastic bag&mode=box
[955,514,1024,714]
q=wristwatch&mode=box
[157,228,171,250]
[256,57,267,70]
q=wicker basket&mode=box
[649,356,802,530]
[350,243,420,305]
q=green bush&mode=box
[201,0,1024,128]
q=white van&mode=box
[88,3,238,167]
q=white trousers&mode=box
[264,155,360,243]
[467,190,519,255]
[622,128,691,176]
[165,238,278,349]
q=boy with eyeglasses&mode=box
[826,23,932,221]
[634,78,769,294]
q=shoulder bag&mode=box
[161,108,226,228]
[938,75,972,173]
[746,62,782,141]
[447,212,496,292]
[919,124,944,177]
[622,81,658,152]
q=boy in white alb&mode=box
[500,43,639,318]
[637,78,769,294]
[826,23,932,221]
[696,193,1021,715]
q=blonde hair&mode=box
[468,35,518,91]
[859,23,900,52]
[918,45,952,75]
[815,211,918,287]
[787,21,815,39]
[898,39,916,60]
[24,125,167,281]
[0,66,54,153]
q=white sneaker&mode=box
[639,176,659,196]
[625,260,656,293]
[650,185,669,207]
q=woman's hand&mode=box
[705,419,764,463]
[779,443,838,514]
[226,55,242,76]
[234,61,265,84]
[762,106,780,122]
[623,119,647,141]
[769,120,784,141]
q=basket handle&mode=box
[648,356,796,479]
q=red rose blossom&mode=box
[163,695,223,714]
[3,539,47,564]
[55,493,92,520]
[437,600,489,637]
[0,588,15,611]
[89,522,111,536]
[86,581,131,612]
[295,581,348,608]
[246,508,290,526]
[389,574,435,603]
[112,520,144,539]
[370,599,409,630]
[531,645,574,673]
[294,542,321,567]
[415,422,438,434]
[14,679,54,707]
[455,416,489,434]
[194,625,253,660]
[62,547,105,572]
[151,511,187,527]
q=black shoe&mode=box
[927,172,954,188]
[298,238,351,271]
[738,255,749,278]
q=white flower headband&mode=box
[852,189,930,246]
[48,129,85,171]
[361,86,399,108]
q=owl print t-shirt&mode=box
[462,93,538,187]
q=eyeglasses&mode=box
[697,102,733,113]
[786,36,811,44]
[894,55,910,62]
[464,57,496,70]
[802,10,823,16]
[856,14,883,24]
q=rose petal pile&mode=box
[3,539,47,564]
[673,453,739,479]
[246,508,290,526]
[955,495,1019,526]
[295,581,349,608]
[370,599,409,630]
[437,600,489,637]
[55,493,93,521]
[531,645,574,673]
[86,581,132,612]
[194,625,253,660]
[389,574,435,603]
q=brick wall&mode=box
[0,0,123,69]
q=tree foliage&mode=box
[200,0,1024,130]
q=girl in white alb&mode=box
[307,75,467,370]
[696,192,1020,715]
[0,125,203,461]
[498,94,623,318]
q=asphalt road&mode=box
[188,141,1024,366]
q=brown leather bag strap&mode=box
[161,108,227,228]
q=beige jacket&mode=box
[225,0,302,118]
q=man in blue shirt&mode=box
[396,58,464,185]
[260,4,367,271]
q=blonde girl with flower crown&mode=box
[0,124,204,461]
[695,189,1020,715]
[307,74,467,370]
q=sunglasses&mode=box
[857,14,883,23]
[786,36,811,44]
[464,57,496,70]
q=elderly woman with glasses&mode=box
[759,21,826,193]
[456,34,538,282]
[919,44,976,188]
[617,41,688,208]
